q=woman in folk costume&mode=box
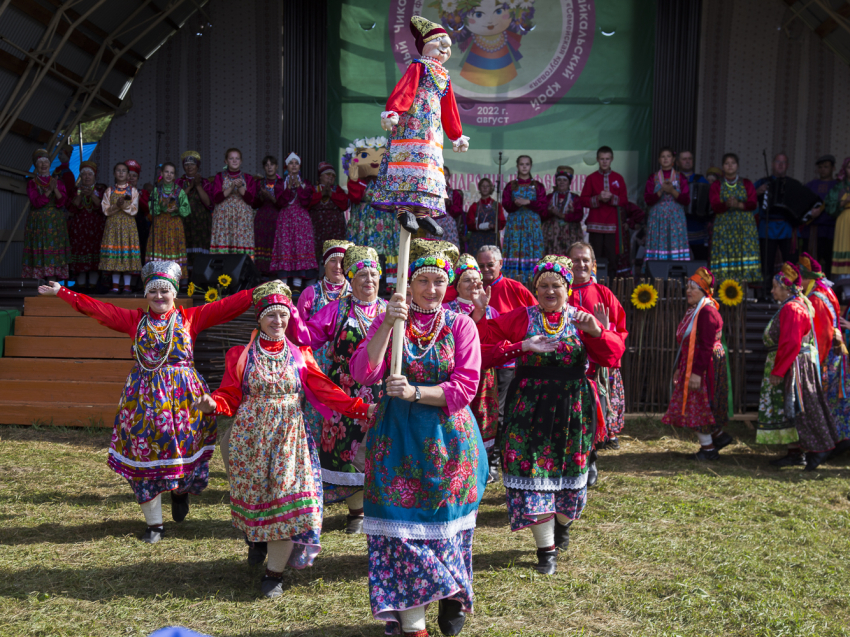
[147,162,190,286]
[37,262,253,543]
[473,255,622,576]
[297,246,385,533]
[270,152,319,290]
[126,160,151,265]
[644,147,691,261]
[662,267,734,460]
[543,166,583,256]
[251,155,288,276]
[101,162,142,294]
[308,161,350,265]
[194,281,374,598]
[176,150,213,272]
[757,263,842,472]
[798,253,850,448]
[826,157,850,276]
[206,148,257,256]
[373,16,470,238]
[66,159,105,290]
[501,155,547,288]
[465,177,505,254]
[350,239,486,637]
[23,149,70,281]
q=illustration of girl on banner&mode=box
[431,0,536,87]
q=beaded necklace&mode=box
[134,312,178,372]
[320,277,349,305]
[251,337,291,385]
[352,299,379,336]
[264,175,279,194]
[541,308,567,337]
[404,309,445,360]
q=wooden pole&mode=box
[391,227,413,376]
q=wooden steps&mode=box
[0,295,191,426]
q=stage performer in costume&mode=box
[252,155,287,276]
[799,253,850,447]
[350,239,485,637]
[473,255,622,575]
[207,148,257,257]
[757,263,841,472]
[466,177,505,254]
[543,166,583,256]
[299,247,385,534]
[662,267,734,459]
[101,162,142,294]
[270,153,319,290]
[644,147,691,261]
[826,157,850,276]
[373,15,470,237]
[37,261,253,543]
[177,150,213,272]
[502,155,547,288]
[66,160,105,291]
[194,281,374,598]
[308,161,350,265]
[343,137,399,288]
[23,149,70,281]
[147,162,190,285]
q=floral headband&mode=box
[532,256,574,287]
[410,255,455,284]
[255,294,293,320]
[346,259,382,280]
[775,262,802,291]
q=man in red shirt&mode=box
[577,146,631,272]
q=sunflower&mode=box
[631,283,658,310]
[217,274,233,288]
[718,279,744,307]
[204,287,219,303]
[186,282,195,297]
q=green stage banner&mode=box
[327,0,655,203]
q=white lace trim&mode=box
[108,445,215,468]
[503,472,588,491]
[322,468,364,486]
[364,509,478,540]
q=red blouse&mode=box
[772,300,812,378]
[501,178,548,215]
[466,196,506,231]
[309,184,349,211]
[808,293,834,365]
[569,281,628,372]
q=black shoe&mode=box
[260,575,283,598]
[586,461,598,488]
[141,526,164,544]
[171,492,189,523]
[486,465,499,485]
[553,519,572,550]
[248,542,268,566]
[534,548,558,575]
[397,210,420,233]
[770,452,806,467]
[606,436,620,450]
[345,515,364,535]
[804,450,831,472]
[689,447,720,461]
[437,598,466,636]
[712,431,734,451]
[831,439,850,457]
[417,215,445,237]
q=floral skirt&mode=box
[147,214,187,278]
[506,486,587,532]
[347,202,399,281]
[211,198,254,256]
[270,202,319,277]
[309,202,347,265]
[23,204,70,279]
[467,229,499,255]
[471,367,498,448]
[100,212,141,272]
[253,203,279,274]
[229,393,322,552]
[662,355,716,433]
[432,215,460,249]
[367,529,475,626]
[646,203,690,260]
[110,365,216,504]
[711,210,761,282]
[824,349,850,440]
[542,218,583,256]
[68,207,105,273]
[606,368,625,437]
[502,209,544,289]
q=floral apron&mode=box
[503,182,544,288]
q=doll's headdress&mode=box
[410,16,448,54]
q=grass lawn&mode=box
[1,418,849,637]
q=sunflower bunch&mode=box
[718,280,744,307]
[204,274,234,304]
[631,283,658,310]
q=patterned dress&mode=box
[176,175,213,268]
[100,186,142,272]
[825,178,850,274]
[350,309,486,629]
[54,287,253,503]
[502,180,546,288]
[252,176,285,274]
[308,185,349,265]
[306,296,387,504]
[542,191,583,256]
[757,295,840,450]
[270,177,318,278]
[23,176,70,279]
[710,178,761,282]
[645,169,691,261]
[446,300,499,448]
[67,186,106,274]
[147,183,190,278]
[347,178,400,282]
[208,171,256,256]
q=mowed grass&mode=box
[1,419,849,637]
